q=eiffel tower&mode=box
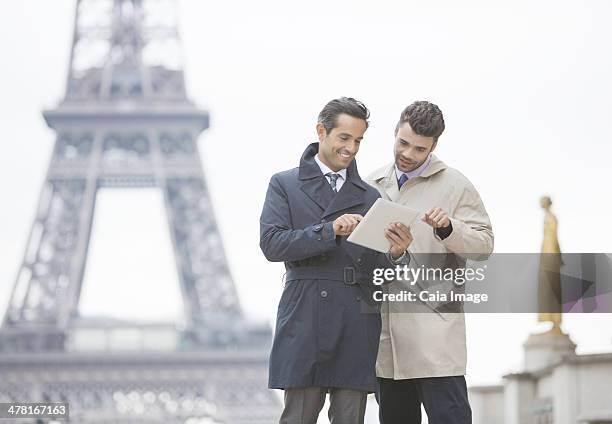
[0,0,279,422]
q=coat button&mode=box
[356,296,361,302]
[356,258,363,265]
[320,219,326,223]
[320,290,328,298]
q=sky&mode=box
[1,0,612,392]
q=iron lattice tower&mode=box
[0,1,279,422]
[2,0,259,349]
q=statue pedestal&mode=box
[523,329,576,372]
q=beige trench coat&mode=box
[366,155,494,379]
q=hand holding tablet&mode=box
[347,198,421,253]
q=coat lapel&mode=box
[373,163,400,201]
[372,156,448,201]
[322,177,365,219]
[321,157,368,219]
[300,177,335,212]
[298,143,334,211]
[382,174,400,201]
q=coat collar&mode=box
[371,155,447,201]
[371,154,448,182]
[298,142,369,218]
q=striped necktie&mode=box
[326,172,340,193]
[398,173,409,188]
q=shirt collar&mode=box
[315,154,347,180]
[395,154,432,181]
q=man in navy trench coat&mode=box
[260,97,413,423]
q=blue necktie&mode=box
[398,173,409,188]
[326,173,340,193]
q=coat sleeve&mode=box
[436,181,494,261]
[259,174,339,262]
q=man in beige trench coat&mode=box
[366,101,494,424]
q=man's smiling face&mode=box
[317,113,367,172]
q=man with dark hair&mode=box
[260,97,413,423]
[367,101,494,424]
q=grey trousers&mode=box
[279,387,368,424]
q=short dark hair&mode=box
[396,101,445,142]
[318,97,370,134]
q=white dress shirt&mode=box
[314,154,347,191]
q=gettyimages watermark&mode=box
[373,264,487,285]
[361,253,612,313]
[372,263,489,305]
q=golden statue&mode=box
[537,196,563,334]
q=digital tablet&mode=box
[347,198,421,253]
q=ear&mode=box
[316,122,327,142]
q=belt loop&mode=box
[343,267,356,285]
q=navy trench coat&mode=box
[260,142,390,393]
